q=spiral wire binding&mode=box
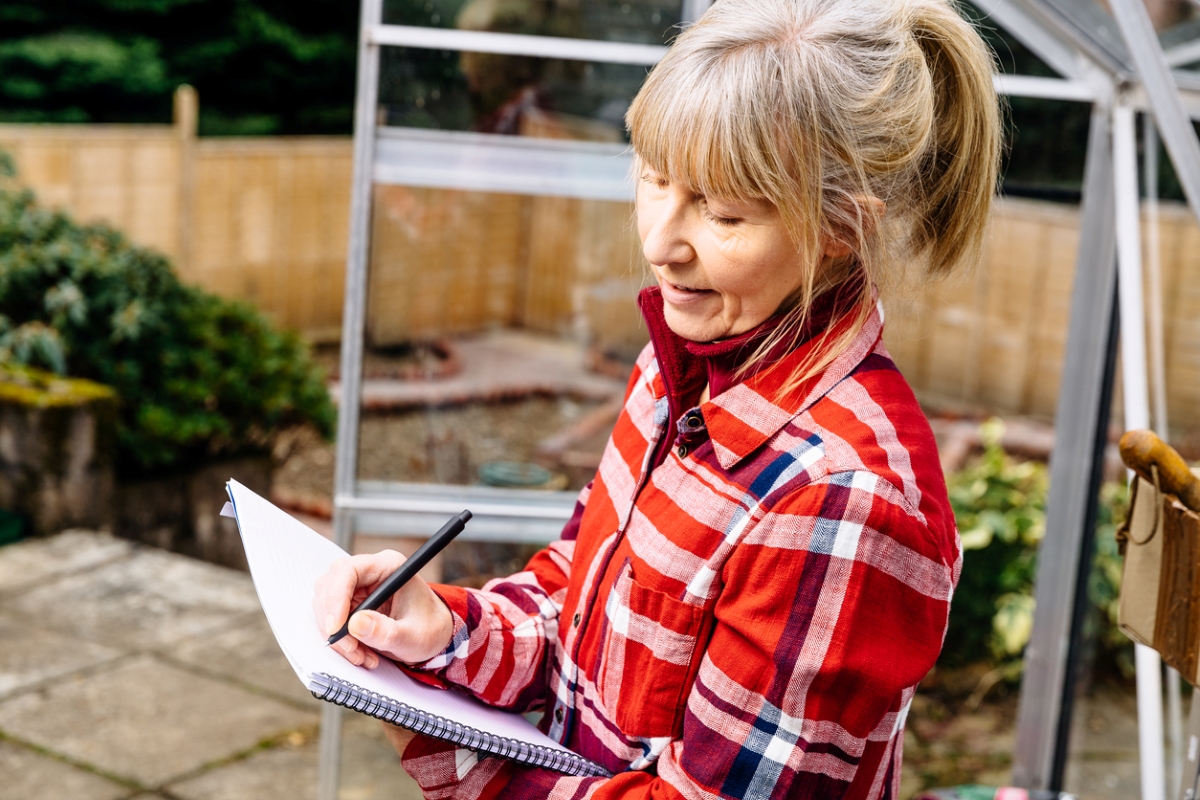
[310,673,612,778]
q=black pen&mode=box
[326,509,472,647]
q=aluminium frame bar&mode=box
[318,0,384,797]
[1012,101,1119,791]
[1110,0,1200,227]
[1115,99,1167,800]
[369,24,667,65]
[1165,38,1200,69]
[976,0,1114,90]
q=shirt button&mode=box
[686,414,703,429]
[572,613,581,627]
[554,707,565,723]
[677,444,688,458]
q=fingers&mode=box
[311,549,453,667]
[328,631,380,670]
[347,608,439,665]
[313,550,409,639]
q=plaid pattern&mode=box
[403,301,959,800]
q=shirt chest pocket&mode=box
[596,562,707,738]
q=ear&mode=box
[821,196,887,259]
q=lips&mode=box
[660,280,714,306]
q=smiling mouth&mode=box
[669,282,710,293]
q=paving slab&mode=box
[0,611,123,699]
[0,530,133,594]
[1064,683,1141,799]
[165,716,420,800]
[170,615,321,709]
[338,714,423,800]
[0,738,130,800]
[0,654,315,788]
[166,740,318,800]
[8,546,260,650]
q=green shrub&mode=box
[0,181,334,478]
[943,419,1130,676]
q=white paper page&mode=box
[227,479,573,754]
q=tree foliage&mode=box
[0,0,357,134]
[0,178,334,477]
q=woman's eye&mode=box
[640,173,668,189]
[704,209,741,227]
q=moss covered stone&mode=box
[0,363,116,408]
[0,363,116,536]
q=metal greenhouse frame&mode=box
[318,1,1200,797]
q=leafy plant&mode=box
[0,179,333,478]
[944,419,1048,664]
[943,419,1130,677]
[0,0,357,134]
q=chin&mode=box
[663,308,723,343]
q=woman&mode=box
[315,0,1001,796]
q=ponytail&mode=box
[908,1,1003,277]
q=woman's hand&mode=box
[312,550,454,669]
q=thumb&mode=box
[348,609,394,650]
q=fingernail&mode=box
[349,613,374,639]
[325,615,338,636]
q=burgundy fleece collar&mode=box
[636,274,865,424]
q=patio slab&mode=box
[0,530,133,594]
[0,611,122,699]
[166,741,317,800]
[0,531,430,799]
[0,654,314,788]
[170,614,322,709]
[0,739,130,800]
[7,546,261,650]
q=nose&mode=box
[639,187,695,268]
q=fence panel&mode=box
[3,116,1200,431]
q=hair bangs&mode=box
[628,50,788,206]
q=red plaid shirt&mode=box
[402,290,960,799]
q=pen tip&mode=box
[460,509,473,523]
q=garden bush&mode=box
[943,419,1131,677]
[0,173,334,478]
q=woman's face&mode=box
[636,167,808,342]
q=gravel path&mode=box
[273,396,603,502]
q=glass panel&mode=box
[379,46,647,141]
[383,0,686,47]
[356,183,647,494]
[343,182,647,583]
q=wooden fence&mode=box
[886,199,1200,427]
[2,90,1199,431]
[0,88,351,341]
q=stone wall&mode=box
[0,367,116,536]
[115,455,271,572]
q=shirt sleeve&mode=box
[402,482,590,710]
[400,470,958,800]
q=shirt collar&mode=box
[638,280,882,471]
[703,299,883,469]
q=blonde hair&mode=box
[627,0,1001,388]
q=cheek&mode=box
[719,245,805,307]
[634,188,658,243]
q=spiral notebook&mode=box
[223,479,609,778]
